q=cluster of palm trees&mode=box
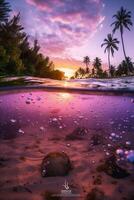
[102,6,133,73]
[73,7,134,79]
[74,56,107,79]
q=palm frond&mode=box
[111,7,133,33]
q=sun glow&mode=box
[57,67,74,78]
[59,92,71,100]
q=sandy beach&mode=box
[0,89,134,200]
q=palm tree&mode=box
[117,57,134,76]
[101,34,119,73]
[75,67,86,78]
[111,7,133,60]
[91,68,95,77]
[109,65,116,77]
[74,71,79,78]
[93,57,102,70]
[93,57,102,77]
[0,0,11,23]
[83,56,90,73]
[125,57,134,74]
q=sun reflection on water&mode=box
[58,92,72,101]
[63,81,69,87]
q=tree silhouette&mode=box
[0,8,64,79]
[0,13,26,74]
[74,71,79,78]
[0,0,11,23]
[83,56,90,74]
[75,67,86,78]
[109,65,116,77]
[111,7,133,60]
[93,57,103,77]
[101,34,119,74]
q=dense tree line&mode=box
[0,0,64,80]
[74,55,134,79]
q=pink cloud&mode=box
[25,0,105,59]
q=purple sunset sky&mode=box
[8,0,134,74]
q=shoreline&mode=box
[0,85,134,96]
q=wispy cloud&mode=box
[25,0,105,58]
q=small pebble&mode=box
[10,119,16,123]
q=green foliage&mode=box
[0,14,25,75]
[116,57,134,76]
[6,54,24,75]
[0,2,64,80]
[109,65,116,77]
[74,67,86,78]
[0,45,9,74]
[50,70,65,80]
[102,70,108,78]
[0,78,27,86]
[93,57,103,77]
[34,55,54,77]
[74,56,109,79]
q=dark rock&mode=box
[41,152,72,177]
[85,188,106,200]
[96,155,130,179]
[65,127,88,141]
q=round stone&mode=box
[41,152,72,177]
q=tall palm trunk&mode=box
[120,29,130,74]
[120,29,127,60]
[108,49,111,76]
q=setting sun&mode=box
[57,67,74,78]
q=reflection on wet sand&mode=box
[58,92,72,101]
[0,90,134,200]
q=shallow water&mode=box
[0,90,134,200]
[0,90,134,140]
[1,76,134,92]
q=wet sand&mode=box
[0,90,134,200]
